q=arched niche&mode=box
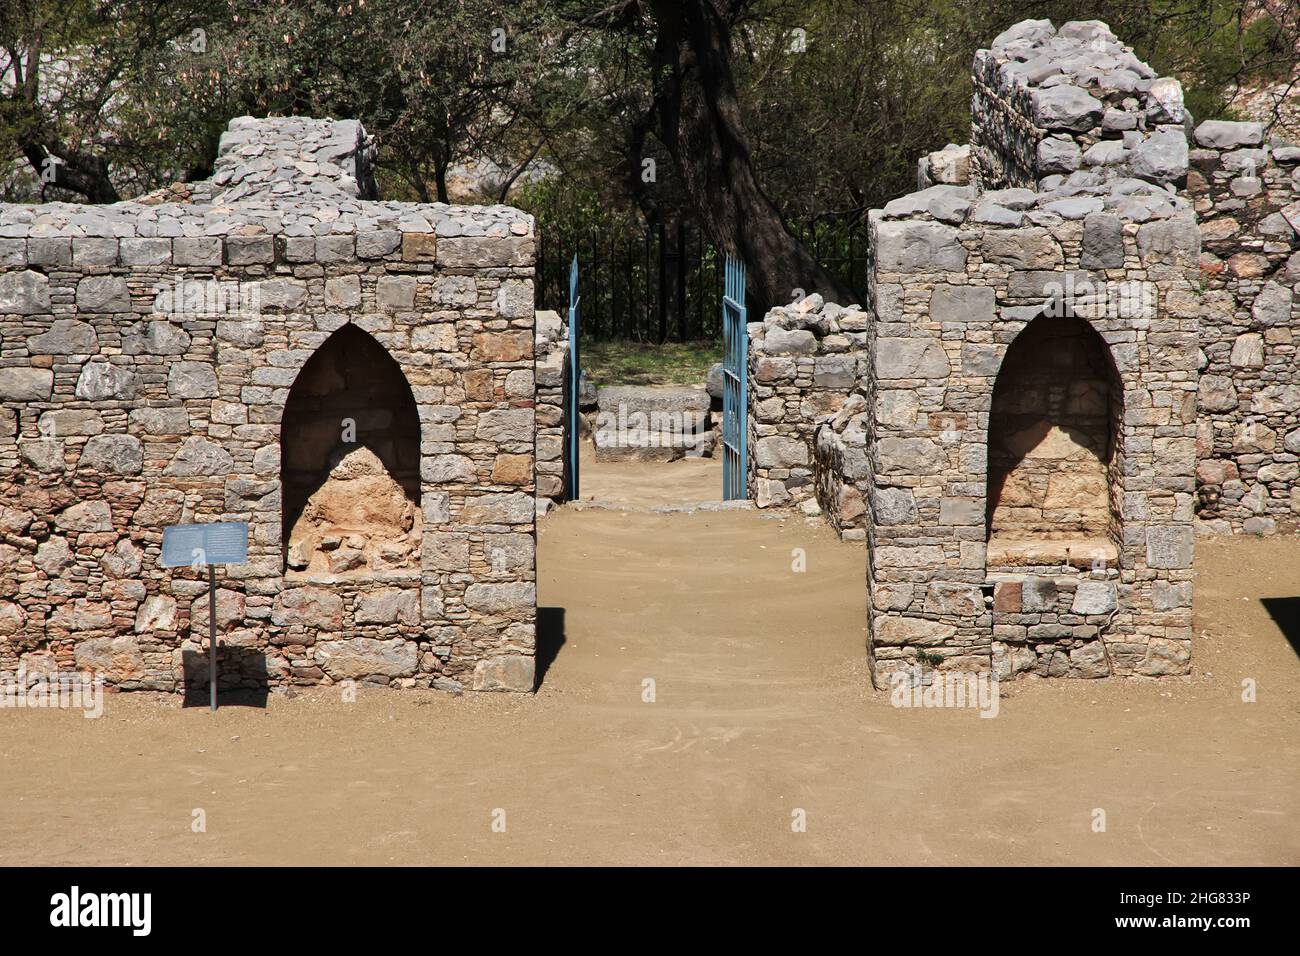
[985,313,1124,568]
[280,324,422,575]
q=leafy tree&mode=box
[0,0,216,202]
[1,0,1294,312]
[168,0,562,203]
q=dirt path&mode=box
[1,510,1297,866]
[575,440,723,508]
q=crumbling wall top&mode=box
[212,116,377,203]
[971,19,1190,191]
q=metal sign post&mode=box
[160,522,249,711]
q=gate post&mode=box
[721,255,748,500]
[567,255,581,501]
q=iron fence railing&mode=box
[536,218,868,342]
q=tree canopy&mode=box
[2,0,1295,303]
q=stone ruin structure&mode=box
[0,116,539,694]
[2,18,1296,700]
[753,19,1300,683]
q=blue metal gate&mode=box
[721,254,748,500]
[567,255,581,501]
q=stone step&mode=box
[591,410,711,435]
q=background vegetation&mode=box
[2,0,1295,339]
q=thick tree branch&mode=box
[647,0,850,311]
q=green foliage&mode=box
[1,0,1294,217]
[0,0,217,200]
[165,0,561,203]
[515,175,644,243]
[736,0,980,226]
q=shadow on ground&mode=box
[1261,596,1300,659]
[535,606,567,690]
[181,647,269,708]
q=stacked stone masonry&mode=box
[777,19,1300,683]
[1188,124,1300,533]
[746,295,872,533]
[0,116,539,695]
[534,309,568,514]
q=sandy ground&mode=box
[575,439,723,508]
[1,505,1297,866]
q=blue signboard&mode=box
[160,522,249,568]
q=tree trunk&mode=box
[19,138,120,204]
[434,155,450,204]
[648,0,851,314]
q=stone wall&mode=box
[0,116,539,695]
[863,178,1200,683]
[1187,122,1300,534]
[774,18,1300,684]
[832,18,1213,684]
[812,393,872,541]
[534,309,568,514]
[746,295,869,509]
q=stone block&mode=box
[464,582,535,614]
[168,361,219,399]
[1071,580,1117,615]
[877,437,944,475]
[873,615,956,646]
[28,319,98,355]
[173,237,222,266]
[79,434,143,475]
[273,587,345,629]
[876,336,950,379]
[873,220,967,272]
[472,655,535,692]
[980,227,1061,268]
[1146,526,1193,569]
[0,367,54,400]
[1194,120,1264,149]
[226,235,274,265]
[376,275,416,310]
[315,638,417,679]
[76,362,137,401]
[437,235,533,268]
[0,270,51,314]
[164,437,234,476]
[355,588,419,625]
[1080,212,1125,268]
[755,436,809,469]
[1022,577,1058,612]
[1032,85,1103,131]
[929,284,995,324]
[323,275,361,309]
[76,276,131,313]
